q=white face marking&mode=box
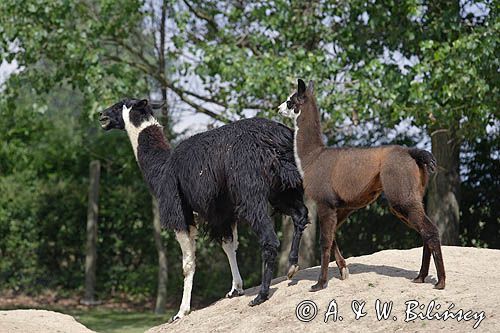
[278,94,304,177]
[122,104,160,160]
[174,226,197,319]
[278,93,295,118]
[222,225,243,295]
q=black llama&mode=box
[99,98,308,321]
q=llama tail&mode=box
[408,148,437,173]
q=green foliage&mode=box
[173,0,498,135]
[0,91,84,292]
[0,88,154,297]
[404,22,499,137]
[0,0,148,112]
[0,173,43,290]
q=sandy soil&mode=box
[0,309,95,333]
[147,246,500,333]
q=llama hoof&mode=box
[169,309,190,323]
[309,281,327,292]
[434,280,446,290]
[340,267,349,280]
[248,293,268,306]
[287,264,300,279]
[226,288,244,298]
[168,315,181,323]
[413,275,426,283]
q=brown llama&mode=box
[277,79,446,292]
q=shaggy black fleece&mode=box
[137,117,306,240]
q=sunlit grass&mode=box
[67,308,174,333]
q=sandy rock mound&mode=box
[0,309,95,333]
[148,246,500,333]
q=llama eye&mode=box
[286,101,292,109]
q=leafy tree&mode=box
[169,0,499,244]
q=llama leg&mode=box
[248,216,279,306]
[310,206,336,292]
[407,209,445,289]
[331,209,352,280]
[287,203,309,279]
[331,240,349,280]
[390,204,446,290]
[420,215,446,289]
[171,226,197,322]
[413,236,431,283]
[221,224,244,298]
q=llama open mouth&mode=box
[99,116,111,128]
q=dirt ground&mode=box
[0,290,154,311]
[148,246,499,333]
[0,309,95,333]
[1,246,498,333]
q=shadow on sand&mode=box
[287,262,437,286]
[242,262,436,298]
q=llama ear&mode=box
[308,80,314,94]
[297,79,306,96]
[134,99,148,110]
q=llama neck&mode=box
[125,116,162,160]
[125,122,172,195]
[294,97,324,174]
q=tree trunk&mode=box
[300,198,317,266]
[426,129,461,245]
[152,196,168,314]
[278,198,317,275]
[152,1,169,315]
[278,216,294,276]
[157,0,171,137]
[82,160,100,305]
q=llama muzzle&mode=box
[99,116,111,128]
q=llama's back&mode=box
[220,118,302,191]
[170,118,302,214]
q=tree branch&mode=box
[167,84,231,124]
[103,35,245,124]
[182,0,219,31]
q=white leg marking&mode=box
[174,226,197,320]
[221,225,244,297]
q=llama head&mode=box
[99,98,154,131]
[277,79,314,120]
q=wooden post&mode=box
[152,196,168,314]
[82,160,101,305]
[278,198,317,275]
[300,198,317,267]
[278,216,294,276]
